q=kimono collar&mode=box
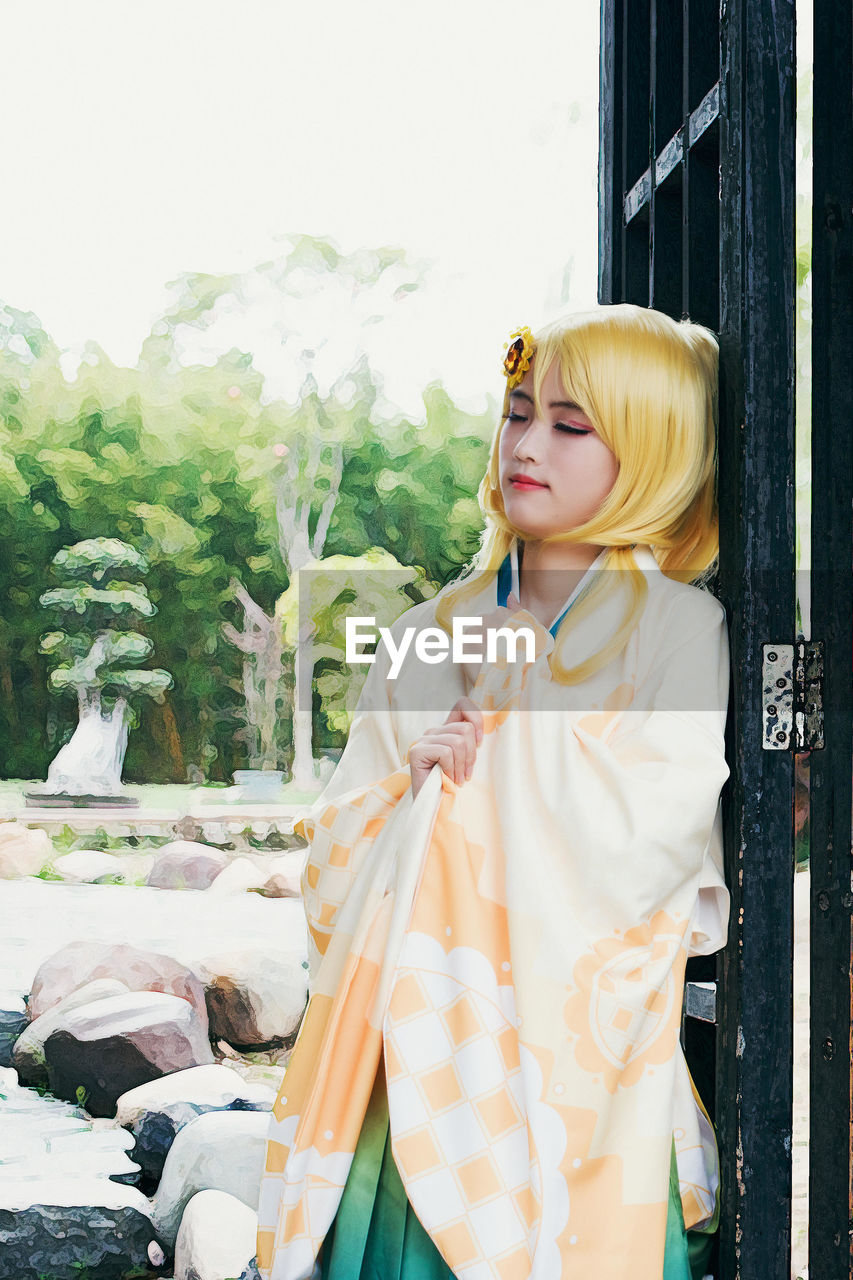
[496,540,659,638]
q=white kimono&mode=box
[257,542,730,1280]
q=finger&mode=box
[422,723,473,746]
[447,696,480,719]
[442,744,460,783]
[455,696,481,747]
[506,590,521,610]
[410,744,454,782]
[443,720,478,743]
[453,735,470,784]
[428,732,471,785]
[446,697,485,744]
[442,712,483,751]
[463,720,478,775]
[451,721,476,779]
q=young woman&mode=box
[257,304,730,1280]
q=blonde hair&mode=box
[434,302,721,685]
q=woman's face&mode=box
[498,356,619,540]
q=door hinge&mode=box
[762,640,824,750]
[684,980,717,1024]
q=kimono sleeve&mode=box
[293,623,410,987]
[640,591,731,955]
[689,802,728,956]
[291,619,407,830]
[555,590,731,947]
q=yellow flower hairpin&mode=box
[501,325,536,389]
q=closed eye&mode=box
[505,412,590,435]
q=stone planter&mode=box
[231,771,284,802]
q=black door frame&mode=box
[599,2,801,1275]
[808,0,853,1273]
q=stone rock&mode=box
[173,1189,258,1280]
[28,939,209,1033]
[0,1065,140,1187]
[0,992,27,1068]
[256,851,305,899]
[52,849,125,883]
[114,1063,275,1183]
[0,1176,160,1280]
[43,990,214,1117]
[0,822,54,879]
[151,1109,271,1247]
[13,978,131,1085]
[198,950,308,1047]
[206,857,268,895]
[117,847,160,882]
[147,841,230,890]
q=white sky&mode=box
[0,0,602,417]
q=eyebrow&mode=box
[509,389,586,412]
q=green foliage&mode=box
[277,547,436,732]
[35,861,63,881]
[52,538,148,578]
[46,821,172,852]
[0,237,497,780]
[40,584,156,617]
[38,536,172,712]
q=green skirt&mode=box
[319,1059,716,1280]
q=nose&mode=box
[512,417,547,462]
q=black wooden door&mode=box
[809,1,853,1273]
[599,2,800,1277]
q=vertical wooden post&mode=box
[600,2,799,1274]
[809,0,853,1271]
[717,4,797,1274]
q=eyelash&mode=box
[504,412,590,436]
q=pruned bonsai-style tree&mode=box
[37,537,172,799]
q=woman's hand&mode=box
[408,696,485,800]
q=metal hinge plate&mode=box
[684,980,717,1023]
[762,640,824,750]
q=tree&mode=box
[221,576,287,774]
[170,236,426,786]
[0,235,498,782]
[276,547,435,764]
[37,537,171,797]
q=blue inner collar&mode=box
[496,544,584,638]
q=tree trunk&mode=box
[258,624,284,770]
[43,695,130,796]
[159,699,185,781]
[291,617,315,789]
